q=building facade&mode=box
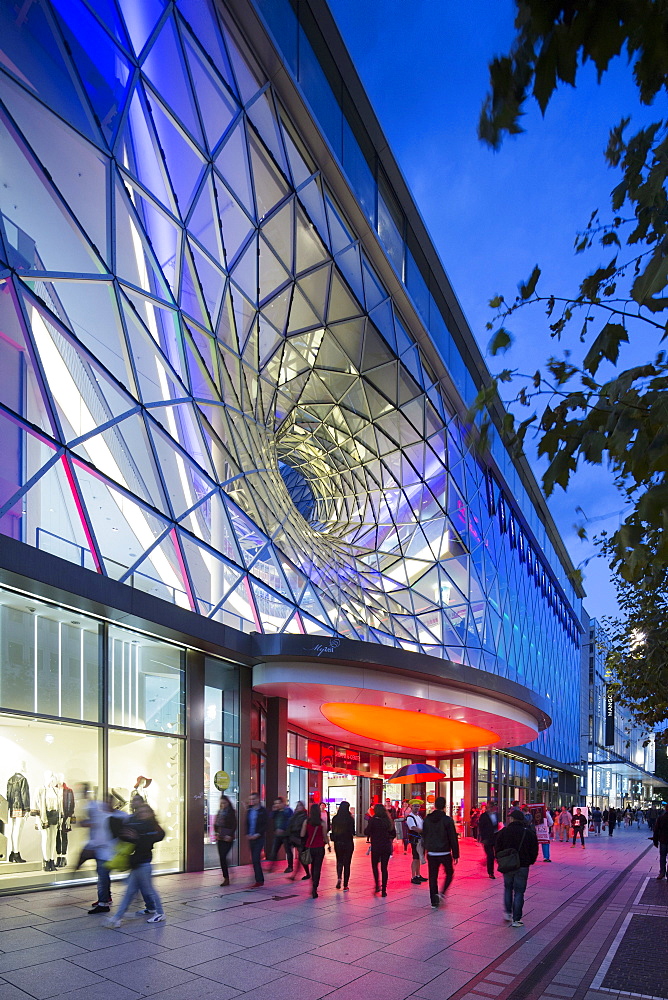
[581,616,666,808]
[0,0,582,892]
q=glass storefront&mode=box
[0,582,242,892]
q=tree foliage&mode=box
[472,0,668,591]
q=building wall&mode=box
[0,0,580,766]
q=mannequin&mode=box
[6,763,30,863]
[130,776,152,807]
[36,772,60,871]
[55,775,75,868]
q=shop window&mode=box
[109,626,184,734]
[0,592,99,722]
[204,657,239,744]
[0,714,100,888]
[107,729,183,873]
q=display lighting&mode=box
[320,702,499,753]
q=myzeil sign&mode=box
[604,686,615,747]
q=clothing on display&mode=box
[6,771,30,863]
[56,782,75,868]
[36,776,61,872]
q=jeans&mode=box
[310,846,325,891]
[572,827,585,846]
[483,843,495,876]
[270,836,293,868]
[334,844,353,885]
[115,863,162,919]
[371,847,391,891]
[503,866,529,921]
[96,857,111,904]
[659,842,667,877]
[249,838,264,883]
[217,839,233,879]
[541,842,550,860]
[594,821,601,835]
[427,853,454,904]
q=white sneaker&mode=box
[503,912,513,921]
[136,909,156,916]
[147,913,165,923]
[511,920,524,927]
[104,917,122,928]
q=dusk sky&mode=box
[328,0,657,621]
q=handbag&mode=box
[105,841,135,872]
[496,828,526,874]
[300,822,320,866]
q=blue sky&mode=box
[328,0,656,620]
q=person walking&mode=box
[647,805,658,833]
[214,795,237,886]
[478,802,499,879]
[246,792,268,887]
[331,800,355,890]
[423,795,459,907]
[591,806,602,835]
[405,801,426,885]
[105,803,165,926]
[301,803,328,898]
[364,803,395,896]
[82,793,127,914]
[269,797,293,873]
[571,808,587,849]
[401,799,411,853]
[534,807,552,861]
[652,802,668,880]
[494,808,539,927]
[287,801,309,881]
[608,806,617,837]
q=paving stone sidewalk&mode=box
[0,824,659,1000]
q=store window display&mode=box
[109,626,184,734]
[0,715,100,888]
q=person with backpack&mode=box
[494,808,539,927]
[422,796,459,907]
[330,800,355,890]
[105,803,166,926]
[405,801,427,885]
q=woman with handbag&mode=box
[300,803,329,898]
[331,801,355,890]
[214,795,237,887]
[287,802,309,881]
[105,803,165,927]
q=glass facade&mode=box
[0,0,582,770]
[0,581,242,892]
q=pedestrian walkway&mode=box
[0,825,662,1000]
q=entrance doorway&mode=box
[323,772,357,824]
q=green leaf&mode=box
[489,294,504,309]
[489,327,513,355]
[583,323,629,375]
[518,265,541,300]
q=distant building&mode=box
[581,616,667,807]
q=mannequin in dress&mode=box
[36,772,60,871]
[6,761,30,863]
[55,774,75,867]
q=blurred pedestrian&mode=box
[608,807,617,837]
[246,792,268,887]
[105,803,165,926]
[364,803,395,896]
[214,795,236,886]
[81,792,127,914]
[591,806,602,835]
[571,808,587,849]
[301,803,328,898]
[533,807,552,862]
[287,801,309,881]
[494,808,538,926]
[331,800,355,890]
[652,802,668,880]
[478,802,499,879]
[557,806,571,842]
[269,797,293,873]
[423,795,459,907]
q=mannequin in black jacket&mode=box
[423,797,459,907]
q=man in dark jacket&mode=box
[477,802,499,879]
[246,792,268,887]
[269,797,294,873]
[653,802,668,880]
[423,796,459,907]
[494,808,539,927]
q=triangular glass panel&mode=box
[0,283,57,435]
[296,264,330,322]
[228,284,256,351]
[146,93,205,217]
[131,532,192,609]
[184,322,219,388]
[258,316,284,366]
[0,117,105,275]
[178,529,242,613]
[182,28,238,151]
[259,238,291,303]
[180,241,211,328]
[175,0,236,95]
[250,578,293,633]
[115,87,176,213]
[261,199,293,272]
[287,286,321,333]
[246,87,288,177]
[296,176,329,248]
[334,244,364,306]
[215,119,254,217]
[213,174,254,264]
[223,29,263,106]
[295,204,329,273]
[327,270,360,323]
[220,577,258,630]
[147,418,211,518]
[325,194,354,254]
[142,14,204,145]
[188,238,226,327]
[0,73,109,258]
[0,0,98,140]
[187,174,225,264]
[248,131,289,221]
[215,285,239,352]
[368,300,396,351]
[20,455,99,571]
[361,322,395,371]
[114,176,174,299]
[123,179,182,296]
[230,234,258,303]
[51,0,133,145]
[117,0,165,58]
